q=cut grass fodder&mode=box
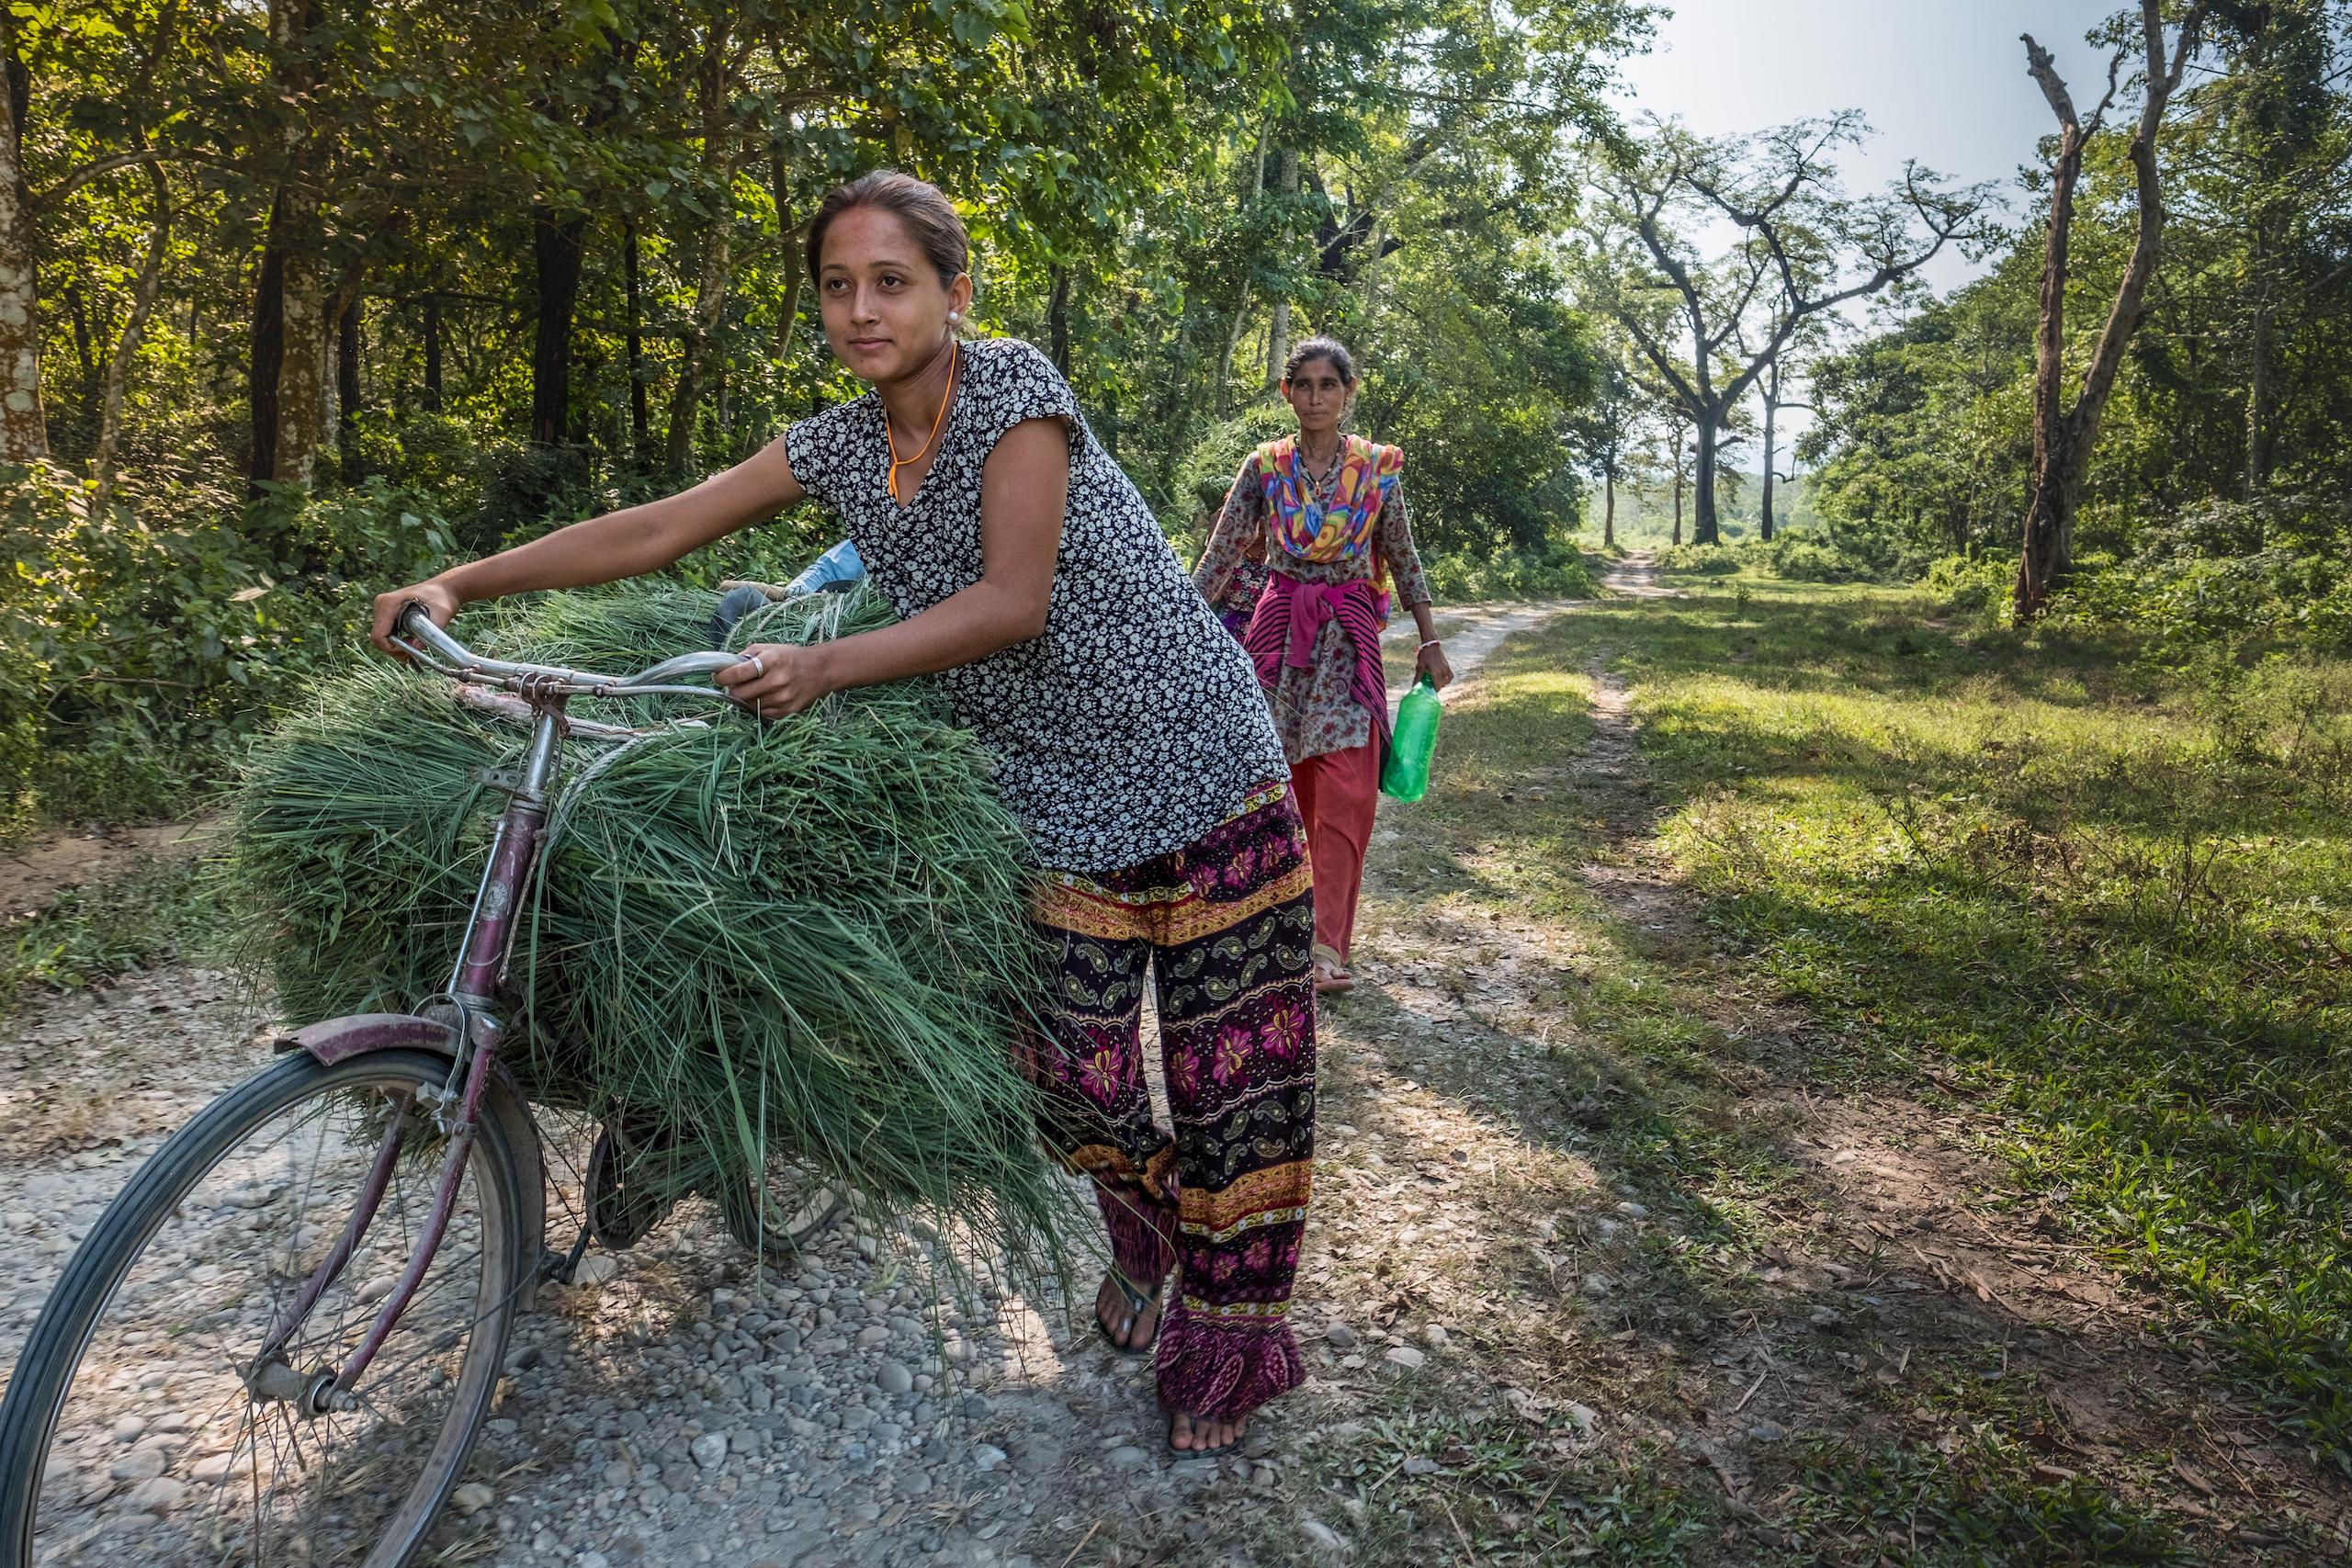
[221,582,1076,1287]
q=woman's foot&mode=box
[1094,1270,1163,1354]
[1167,1410,1249,1457]
[1312,951,1354,995]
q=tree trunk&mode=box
[272,190,327,488]
[2245,278,2273,496]
[2015,3,2205,620]
[1046,265,1071,375]
[2018,418,2085,610]
[623,220,647,454]
[1362,220,1390,321]
[1264,145,1300,386]
[1216,305,1246,413]
[1672,450,1685,547]
[1758,398,1778,543]
[1690,419,1720,545]
[1602,468,1616,549]
[65,286,95,389]
[422,290,442,412]
[529,208,587,448]
[2015,85,2084,618]
[248,201,285,486]
[664,40,741,476]
[335,288,362,480]
[662,168,741,474]
[768,146,804,379]
[0,6,44,460]
[251,0,327,494]
[92,164,171,509]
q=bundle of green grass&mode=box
[223,582,1069,1276]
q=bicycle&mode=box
[0,607,845,1568]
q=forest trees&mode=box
[1578,115,1983,545]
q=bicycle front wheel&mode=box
[0,1047,529,1568]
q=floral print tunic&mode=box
[784,338,1288,873]
[1193,446,1434,761]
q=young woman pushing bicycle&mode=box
[369,171,1315,1458]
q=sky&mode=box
[1604,0,2126,451]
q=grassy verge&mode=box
[1,856,209,1012]
[1562,567,2352,1466]
[1299,612,2210,1563]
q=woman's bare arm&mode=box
[370,438,806,649]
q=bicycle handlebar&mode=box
[393,604,745,705]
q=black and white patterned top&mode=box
[785,337,1288,874]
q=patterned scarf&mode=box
[1255,434,1402,564]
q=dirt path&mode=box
[0,819,219,919]
[0,598,1583,1568]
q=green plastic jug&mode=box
[1381,675,1442,802]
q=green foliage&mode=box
[1921,552,2017,625]
[1,466,464,821]
[1161,402,1301,554]
[2047,493,2352,654]
[1801,4,2352,612]
[221,583,1073,1280]
[1659,535,1896,584]
[1421,542,1597,601]
[1656,542,1740,575]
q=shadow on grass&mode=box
[1546,581,2352,1466]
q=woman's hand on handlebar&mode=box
[371,581,462,657]
[716,642,836,719]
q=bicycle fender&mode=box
[274,1013,548,1313]
[277,1011,456,1063]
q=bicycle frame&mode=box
[254,609,741,1413]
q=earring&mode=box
[948,310,961,324]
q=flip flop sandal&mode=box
[1093,1269,1165,1357]
[1165,1412,1246,1459]
[1313,959,1355,996]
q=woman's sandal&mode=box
[1165,1411,1247,1459]
[1093,1269,1164,1357]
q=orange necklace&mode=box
[887,339,959,504]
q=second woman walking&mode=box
[1196,337,1453,994]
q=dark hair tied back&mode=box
[1283,335,1355,385]
[806,170,971,293]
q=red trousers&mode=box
[1290,739,1380,964]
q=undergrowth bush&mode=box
[1922,553,2015,625]
[1657,541,1742,574]
[1424,541,1597,601]
[1661,535,1894,583]
[2,465,459,828]
[2051,493,2352,654]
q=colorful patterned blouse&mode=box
[1193,439,1433,762]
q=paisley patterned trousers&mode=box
[1023,783,1316,1421]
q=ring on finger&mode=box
[747,654,766,679]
